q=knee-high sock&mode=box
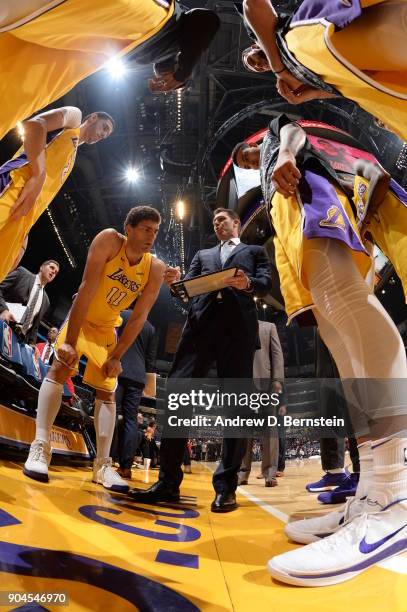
[35,378,64,442]
[355,441,373,500]
[94,399,116,460]
[370,434,407,506]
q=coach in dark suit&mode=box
[129,207,272,512]
[0,261,59,345]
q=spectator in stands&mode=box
[111,312,156,480]
[0,260,59,346]
[36,327,58,364]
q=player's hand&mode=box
[272,151,301,197]
[57,342,78,368]
[148,71,185,93]
[10,174,46,220]
[272,380,283,394]
[276,70,304,95]
[164,265,181,286]
[224,269,251,291]
[0,310,16,324]
[102,357,122,378]
[278,405,287,417]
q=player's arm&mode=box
[58,229,120,367]
[103,258,165,377]
[272,122,307,197]
[10,107,82,220]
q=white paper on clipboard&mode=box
[6,303,26,323]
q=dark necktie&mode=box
[21,284,41,335]
[43,343,52,363]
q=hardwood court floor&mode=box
[0,457,406,611]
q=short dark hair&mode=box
[231,141,250,166]
[40,260,60,269]
[82,111,115,130]
[213,208,241,224]
[124,206,161,231]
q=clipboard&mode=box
[171,267,238,302]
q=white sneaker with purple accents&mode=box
[268,498,407,587]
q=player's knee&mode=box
[47,360,71,385]
[96,390,116,405]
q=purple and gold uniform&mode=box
[0,0,174,139]
[56,239,152,392]
[0,127,79,282]
[262,115,406,320]
[354,175,407,300]
[279,0,407,140]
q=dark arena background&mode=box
[0,1,406,611]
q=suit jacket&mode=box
[0,267,50,345]
[253,321,284,380]
[118,310,157,385]
[182,242,271,347]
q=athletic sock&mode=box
[35,378,64,442]
[94,399,116,460]
[327,468,345,474]
[369,434,407,506]
[354,441,373,499]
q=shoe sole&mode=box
[267,537,407,587]
[284,524,331,544]
[92,479,129,494]
[23,467,49,483]
[211,504,237,513]
[267,558,362,587]
[306,486,339,492]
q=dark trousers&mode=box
[111,378,143,469]
[321,436,360,472]
[159,303,256,494]
[278,416,286,472]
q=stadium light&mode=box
[106,56,126,78]
[125,167,139,183]
[176,200,185,221]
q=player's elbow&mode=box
[243,0,276,22]
[23,116,47,135]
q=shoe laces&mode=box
[312,513,369,552]
[102,464,126,483]
[30,441,49,463]
[343,496,364,522]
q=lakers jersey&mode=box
[86,238,152,327]
[0,128,80,282]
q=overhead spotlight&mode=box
[106,56,126,78]
[125,167,139,183]
[262,303,267,309]
[176,200,185,220]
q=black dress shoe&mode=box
[211,492,237,513]
[127,481,180,504]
